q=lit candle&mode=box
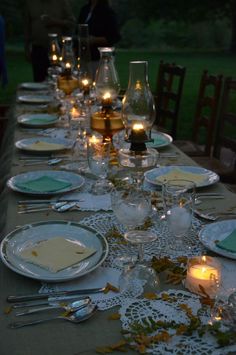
[102,92,112,107]
[130,123,146,141]
[81,78,90,95]
[89,135,101,144]
[52,54,58,62]
[185,256,221,298]
[71,106,80,119]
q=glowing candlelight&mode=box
[65,62,71,69]
[102,92,112,106]
[89,135,101,144]
[71,106,80,118]
[132,123,144,131]
[52,54,58,62]
[185,256,221,298]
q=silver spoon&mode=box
[23,158,63,166]
[18,201,79,214]
[9,304,98,328]
[15,297,91,316]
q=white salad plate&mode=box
[17,113,59,128]
[199,219,236,260]
[7,170,84,196]
[20,82,49,91]
[147,131,173,148]
[0,221,109,282]
[145,165,219,188]
[15,137,74,153]
[18,95,53,104]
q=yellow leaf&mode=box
[103,282,119,294]
[144,292,158,300]
[108,313,121,320]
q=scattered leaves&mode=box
[3,306,12,314]
[108,313,121,320]
[103,282,119,294]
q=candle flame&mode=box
[202,256,207,263]
[82,79,89,86]
[65,62,71,69]
[52,54,57,61]
[132,123,144,131]
[103,92,111,100]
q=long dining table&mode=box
[1,87,236,355]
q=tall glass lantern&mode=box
[61,36,75,70]
[122,61,156,148]
[119,61,158,183]
[48,33,61,66]
[95,47,120,103]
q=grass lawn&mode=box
[1,47,236,139]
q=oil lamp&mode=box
[118,61,158,177]
[91,48,124,163]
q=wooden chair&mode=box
[0,104,9,147]
[154,61,186,139]
[194,77,236,184]
[174,70,223,156]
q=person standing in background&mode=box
[23,0,75,82]
[78,0,121,78]
[0,15,8,88]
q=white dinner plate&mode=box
[146,131,173,148]
[17,113,59,128]
[199,219,236,260]
[20,82,49,91]
[18,95,53,104]
[0,221,109,282]
[15,137,73,153]
[144,165,219,188]
[7,170,84,196]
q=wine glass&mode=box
[87,136,112,194]
[162,179,195,254]
[111,184,160,294]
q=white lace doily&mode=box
[41,266,143,310]
[80,212,206,264]
[119,289,236,355]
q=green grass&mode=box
[1,48,236,139]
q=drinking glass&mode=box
[87,137,112,194]
[111,185,160,294]
[162,179,195,254]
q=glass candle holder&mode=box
[185,255,221,298]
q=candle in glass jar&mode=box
[185,256,221,297]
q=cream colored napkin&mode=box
[156,168,206,184]
[19,237,96,272]
[27,141,66,151]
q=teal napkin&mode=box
[28,116,56,125]
[147,135,167,147]
[216,229,236,253]
[16,176,72,193]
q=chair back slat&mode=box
[192,70,223,156]
[214,77,236,167]
[155,61,186,139]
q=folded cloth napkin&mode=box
[153,135,167,146]
[27,115,57,124]
[216,229,236,253]
[16,176,72,193]
[27,141,65,151]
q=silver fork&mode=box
[194,210,236,221]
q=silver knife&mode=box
[7,287,106,303]
[12,295,89,309]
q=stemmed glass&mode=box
[162,179,195,254]
[111,184,160,294]
[87,136,112,195]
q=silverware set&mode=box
[17,200,83,213]
[6,286,108,328]
[18,155,71,166]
